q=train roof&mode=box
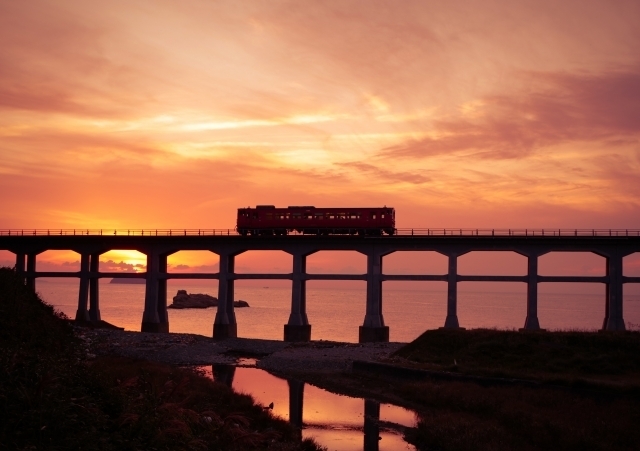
[240,206,393,210]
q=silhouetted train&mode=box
[236,205,395,236]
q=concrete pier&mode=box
[156,252,170,332]
[142,251,168,332]
[522,253,541,330]
[75,253,90,321]
[443,253,461,329]
[213,251,238,339]
[603,252,625,331]
[14,252,25,284]
[89,253,101,322]
[284,251,313,341]
[26,253,37,291]
[359,250,390,342]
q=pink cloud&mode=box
[380,68,640,160]
[101,260,145,273]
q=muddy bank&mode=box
[78,327,404,372]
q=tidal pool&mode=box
[199,365,417,451]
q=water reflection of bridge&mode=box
[211,364,411,451]
[1,232,639,342]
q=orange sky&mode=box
[1,1,639,277]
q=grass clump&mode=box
[400,377,640,451]
[394,328,640,385]
[0,267,323,451]
[290,327,640,450]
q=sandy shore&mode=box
[78,327,405,373]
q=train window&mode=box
[314,213,323,219]
[328,214,334,219]
[292,213,301,219]
[381,214,385,218]
[372,214,376,219]
[265,213,273,219]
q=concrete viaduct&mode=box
[1,229,639,342]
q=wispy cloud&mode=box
[380,68,640,160]
[339,162,431,185]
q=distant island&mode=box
[109,278,145,284]
[168,290,249,309]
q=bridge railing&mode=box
[0,229,236,236]
[1,228,640,237]
[394,228,640,237]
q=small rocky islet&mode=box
[168,290,249,309]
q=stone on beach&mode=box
[168,290,249,309]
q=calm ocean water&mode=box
[35,278,640,342]
[201,366,418,451]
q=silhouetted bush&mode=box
[0,268,323,451]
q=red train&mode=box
[236,205,396,236]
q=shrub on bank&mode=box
[394,327,640,385]
[0,268,323,451]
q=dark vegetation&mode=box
[0,268,323,451]
[288,329,640,451]
[394,328,640,386]
[391,329,640,449]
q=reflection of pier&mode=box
[364,399,381,451]
[212,364,236,387]
[210,366,408,451]
[2,232,640,341]
[288,379,304,430]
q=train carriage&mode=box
[236,205,395,236]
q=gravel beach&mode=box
[77,327,405,373]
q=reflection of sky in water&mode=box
[380,404,417,429]
[306,428,415,451]
[202,366,417,451]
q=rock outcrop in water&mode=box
[109,278,145,284]
[168,290,249,309]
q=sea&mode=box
[35,278,640,342]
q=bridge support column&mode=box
[360,251,389,343]
[142,251,169,333]
[75,253,90,322]
[26,253,37,292]
[603,252,625,331]
[285,252,312,342]
[157,255,169,332]
[15,252,25,284]
[443,253,460,328]
[288,379,305,430]
[213,252,238,339]
[522,253,541,330]
[89,253,102,323]
[364,399,381,451]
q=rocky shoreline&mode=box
[76,327,404,374]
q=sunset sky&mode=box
[1,0,639,275]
